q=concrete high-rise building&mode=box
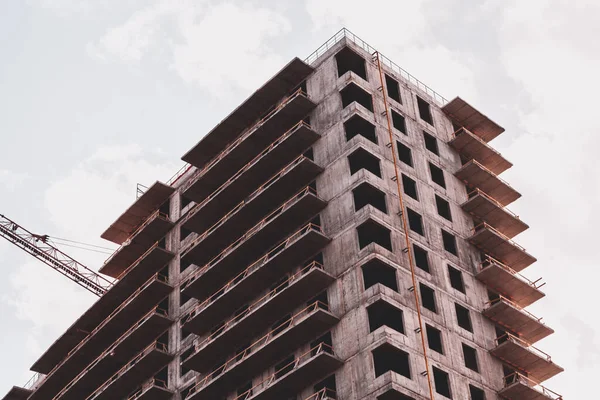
[3,28,563,400]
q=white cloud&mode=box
[2,144,177,361]
[87,1,291,97]
[0,169,28,191]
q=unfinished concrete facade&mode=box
[3,29,562,400]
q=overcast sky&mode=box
[0,0,596,397]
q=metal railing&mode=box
[305,28,447,106]
[485,296,547,325]
[103,210,170,266]
[480,255,545,290]
[465,188,521,221]
[186,301,331,396]
[182,186,320,281]
[232,342,336,400]
[503,372,562,399]
[303,388,338,400]
[462,159,516,190]
[495,333,553,363]
[127,377,169,400]
[472,222,529,253]
[180,222,324,313]
[180,90,310,195]
[87,341,170,400]
[187,262,324,353]
[56,305,169,398]
[452,127,506,156]
[23,372,44,391]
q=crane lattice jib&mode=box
[0,214,112,297]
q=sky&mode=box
[0,0,597,397]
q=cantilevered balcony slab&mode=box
[442,97,505,142]
[455,160,521,206]
[128,379,172,400]
[102,182,174,245]
[182,58,314,169]
[499,373,563,400]
[477,258,544,307]
[88,342,173,400]
[181,192,326,299]
[469,223,536,272]
[491,335,563,383]
[181,223,329,302]
[181,95,317,203]
[1,387,32,400]
[483,298,553,344]
[100,213,174,278]
[54,309,172,400]
[462,190,528,239]
[182,186,324,270]
[31,246,174,374]
[186,305,338,399]
[183,266,335,371]
[182,155,322,235]
[183,118,320,206]
[233,345,343,400]
[29,276,173,400]
[450,128,512,174]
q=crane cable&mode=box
[373,51,436,400]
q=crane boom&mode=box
[0,214,113,297]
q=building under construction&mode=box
[2,28,563,400]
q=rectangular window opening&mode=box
[357,219,392,252]
[420,283,437,313]
[406,208,424,236]
[367,300,405,334]
[396,141,413,167]
[448,265,465,293]
[353,182,387,213]
[362,259,398,292]
[391,110,407,134]
[442,229,458,256]
[455,303,473,332]
[426,324,443,354]
[402,174,418,200]
[432,366,452,398]
[423,131,439,155]
[335,47,368,80]
[348,148,381,177]
[469,385,485,400]
[372,344,411,378]
[462,343,480,373]
[417,96,434,125]
[429,162,446,188]
[385,75,402,103]
[435,195,452,221]
[341,83,373,111]
[412,244,430,273]
[344,114,377,144]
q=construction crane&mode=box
[0,213,113,297]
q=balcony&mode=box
[449,128,512,174]
[182,93,317,203]
[455,160,521,206]
[476,256,545,307]
[491,334,563,383]
[187,312,340,400]
[100,212,174,278]
[102,181,174,245]
[483,297,554,344]
[469,223,536,272]
[442,97,505,142]
[31,246,173,375]
[182,263,335,370]
[181,185,324,268]
[1,387,32,400]
[231,343,343,400]
[182,154,322,236]
[127,378,172,400]
[181,222,329,304]
[499,373,563,400]
[182,58,314,169]
[29,274,172,400]
[462,189,528,239]
[54,308,172,400]
[303,389,338,400]
[181,192,327,300]
[88,342,173,400]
